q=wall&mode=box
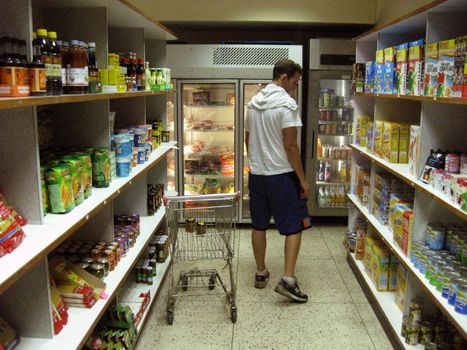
[375,0,437,25]
[125,0,376,24]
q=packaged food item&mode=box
[46,163,76,214]
[408,125,420,176]
[437,39,456,98]
[453,36,466,97]
[388,256,399,291]
[395,265,408,311]
[356,115,369,147]
[352,63,365,93]
[408,39,425,96]
[375,49,385,94]
[398,124,410,164]
[92,148,110,188]
[61,156,84,206]
[420,149,446,184]
[426,224,446,250]
[384,46,396,94]
[49,275,68,334]
[423,42,439,97]
[0,316,20,349]
[382,122,400,163]
[395,43,409,95]
[372,121,383,157]
[365,61,375,92]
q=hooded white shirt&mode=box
[245,83,302,175]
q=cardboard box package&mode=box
[373,121,384,157]
[402,210,414,256]
[371,243,391,291]
[375,50,385,94]
[382,122,400,163]
[395,43,409,95]
[389,256,399,292]
[393,204,413,253]
[408,39,424,96]
[394,264,408,311]
[423,43,439,97]
[408,125,421,176]
[437,39,456,97]
[398,124,410,164]
[356,115,370,147]
[453,36,466,97]
[365,61,375,93]
[384,47,396,94]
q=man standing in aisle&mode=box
[245,59,310,303]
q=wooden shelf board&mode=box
[354,92,467,106]
[350,144,467,221]
[0,142,177,295]
[348,194,467,338]
[0,90,174,110]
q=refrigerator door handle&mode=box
[311,130,315,159]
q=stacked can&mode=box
[92,147,111,187]
[114,214,140,254]
[409,223,467,314]
[110,151,117,180]
[147,183,164,215]
[151,121,162,149]
[113,131,133,177]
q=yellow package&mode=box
[398,124,410,164]
[372,243,391,291]
[98,69,109,85]
[389,194,411,231]
[409,125,420,176]
[382,122,400,163]
[108,67,120,85]
[395,264,408,311]
[393,204,413,252]
[373,121,384,157]
[356,115,369,147]
[364,236,377,275]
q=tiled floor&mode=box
[135,225,395,350]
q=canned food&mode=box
[419,321,433,345]
[454,282,467,314]
[409,298,423,322]
[442,272,461,298]
[186,217,196,232]
[401,315,409,337]
[426,224,446,250]
[196,221,206,235]
[448,277,465,305]
[92,148,111,188]
[405,322,420,345]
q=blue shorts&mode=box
[249,172,310,235]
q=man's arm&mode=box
[282,127,309,198]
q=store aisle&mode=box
[135,225,395,350]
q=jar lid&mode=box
[47,31,57,39]
[91,263,104,271]
[88,42,96,48]
[36,29,48,37]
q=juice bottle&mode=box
[144,62,151,90]
[136,58,145,91]
[66,40,87,94]
[60,41,69,92]
[29,31,47,96]
[87,42,100,93]
[36,29,53,95]
[47,31,62,95]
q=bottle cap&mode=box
[36,29,48,37]
[70,40,79,46]
[47,31,57,39]
[88,42,96,48]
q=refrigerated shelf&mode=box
[348,193,467,338]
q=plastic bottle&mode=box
[136,58,145,91]
[47,31,62,95]
[318,187,325,208]
[87,42,100,93]
[144,62,151,90]
[36,29,53,95]
[29,32,47,96]
[324,161,331,182]
[61,41,69,91]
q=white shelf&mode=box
[350,144,467,221]
[135,256,171,334]
[348,194,467,338]
[16,206,167,350]
[348,253,424,350]
[0,142,177,295]
[316,181,349,186]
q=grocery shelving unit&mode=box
[0,0,178,348]
[347,0,467,348]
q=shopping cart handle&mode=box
[164,192,241,204]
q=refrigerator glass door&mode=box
[166,86,177,192]
[315,79,353,212]
[179,81,237,196]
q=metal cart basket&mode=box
[164,192,239,324]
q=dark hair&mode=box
[272,59,302,80]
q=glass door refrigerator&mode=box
[178,80,238,198]
[306,78,354,216]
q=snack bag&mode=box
[0,195,26,257]
[408,39,425,96]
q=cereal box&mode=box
[373,120,384,157]
[393,204,413,254]
[423,43,439,97]
[394,264,408,311]
[395,43,409,95]
[384,47,396,94]
[464,62,467,98]
[382,122,400,163]
[408,125,420,176]
[453,36,466,97]
[389,256,399,292]
[408,39,424,96]
[356,115,369,147]
[372,243,391,291]
[398,124,410,163]
[437,39,456,98]
[402,210,414,256]
[375,50,385,94]
[365,61,375,93]
[389,194,412,232]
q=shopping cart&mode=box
[164,192,239,324]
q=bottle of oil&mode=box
[29,31,47,96]
[36,29,53,95]
[47,31,62,95]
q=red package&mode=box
[0,201,25,257]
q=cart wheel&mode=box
[208,274,216,290]
[167,310,174,325]
[230,307,237,323]
[182,276,189,291]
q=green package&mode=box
[45,163,75,214]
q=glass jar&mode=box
[405,322,420,345]
[97,257,110,277]
[90,263,105,279]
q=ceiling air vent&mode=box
[212,46,290,66]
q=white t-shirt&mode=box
[245,84,302,175]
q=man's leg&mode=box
[284,231,301,277]
[252,228,267,272]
